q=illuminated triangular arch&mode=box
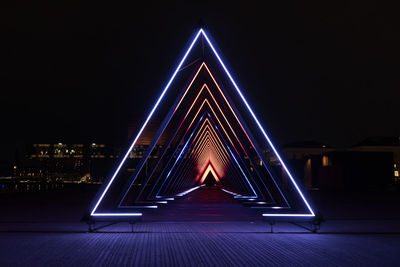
[87,28,315,220]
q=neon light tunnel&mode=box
[87,28,315,219]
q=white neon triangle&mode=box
[90,28,315,218]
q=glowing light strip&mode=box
[191,123,231,165]
[199,163,221,183]
[171,120,229,186]
[143,82,256,200]
[92,213,142,216]
[155,110,232,198]
[194,136,225,173]
[262,214,314,217]
[174,66,206,130]
[157,115,204,195]
[180,97,237,157]
[190,119,230,160]
[179,118,227,172]
[176,63,254,154]
[174,63,205,112]
[221,188,242,196]
[153,78,252,199]
[92,28,314,218]
[206,136,230,173]
[225,139,257,197]
[119,205,158,209]
[173,67,281,202]
[176,184,205,197]
[190,119,257,197]
[195,136,226,179]
[165,128,195,179]
[144,71,220,200]
[179,82,249,157]
[191,112,253,196]
[251,206,287,209]
[207,116,259,198]
[202,133,230,168]
[191,122,237,177]
[199,99,239,156]
[193,133,229,167]
[202,63,256,150]
[90,30,202,216]
[156,117,217,197]
[159,114,248,196]
[200,65,289,205]
[150,113,207,199]
[201,84,249,157]
[159,115,254,198]
[192,121,256,197]
[157,100,238,196]
[200,29,314,217]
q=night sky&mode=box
[1,2,399,159]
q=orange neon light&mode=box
[179,83,248,157]
[199,163,221,184]
[190,122,230,162]
[187,122,229,179]
[188,122,231,173]
[174,62,256,151]
[194,138,225,179]
[185,99,239,156]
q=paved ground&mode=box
[0,223,399,266]
[0,185,399,266]
[144,187,263,221]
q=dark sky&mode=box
[1,2,399,159]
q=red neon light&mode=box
[188,121,231,178]
[199,162,221,184]
[175,62,256,151]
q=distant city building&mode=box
[282,137,400,190]
[18,143,119,183]
[11,141,160,183]
[1,136,399,191]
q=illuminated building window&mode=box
[395,171,399,177]
[322,155,329,166]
